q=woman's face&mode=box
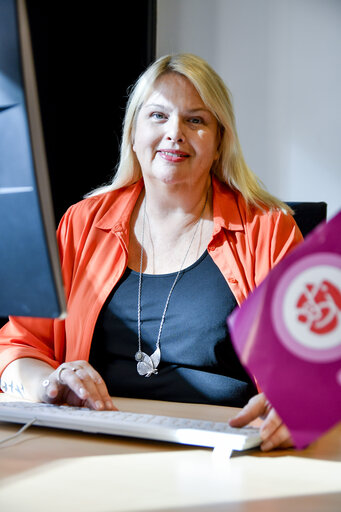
[133,73,220,189]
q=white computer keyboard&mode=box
[0,401,261,451]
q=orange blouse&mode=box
[0,177,303,375]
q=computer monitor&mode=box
[0,0,66,318]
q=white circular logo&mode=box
[272,253,341,362]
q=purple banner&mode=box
[228,211,341,448]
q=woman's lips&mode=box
[158,150,190,162]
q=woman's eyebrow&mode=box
[186,108,212,114]
[144,103,211,114]
[143,103,166,109]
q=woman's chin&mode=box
[149,169,187,186]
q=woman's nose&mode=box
[166,117,185,142]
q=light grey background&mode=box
[157,0,341,218]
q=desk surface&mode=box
[0,396,340,512]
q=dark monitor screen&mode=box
[0,0,66,318]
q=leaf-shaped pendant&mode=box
[136,347,161,377]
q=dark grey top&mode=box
[90,250,257,406]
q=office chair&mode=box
[286,201,327,238]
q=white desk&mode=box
[0,397,340,512]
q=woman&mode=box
[0,54,303,451]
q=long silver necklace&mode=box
[135,194,208,377]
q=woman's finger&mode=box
[229,393,269,427]
[260,421,293,451]
[71,367,116,410]
[80,365,116,410]
[41,361,116,410]
[51,364,90,401]
[260,406,283,441]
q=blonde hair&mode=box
[87,53,291,212]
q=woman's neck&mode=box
[128,177,214,274]
[142,176,212,230]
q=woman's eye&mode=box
[151,112,166,120]
[189,117,202,124]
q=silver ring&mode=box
[57,365,81,384]
[57,365,68,384]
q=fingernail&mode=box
[47,387,58,398]
[261,441,272,452]
[95,400,104,410]
[79,387,87,398]
[105,400,113,409]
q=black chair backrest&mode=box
[286,202,327,238]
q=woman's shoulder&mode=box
[232,189,303,257]
[59,180,143,228]
[212,176,301,239]
[213,176,284,222]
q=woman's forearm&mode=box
[0,358,55,401]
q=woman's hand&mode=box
[229,392,293,451]
[41,360,116,411]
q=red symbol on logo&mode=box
[296,280,341,335]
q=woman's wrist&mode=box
[1,358,55,402]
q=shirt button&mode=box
[228,278,238,284]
